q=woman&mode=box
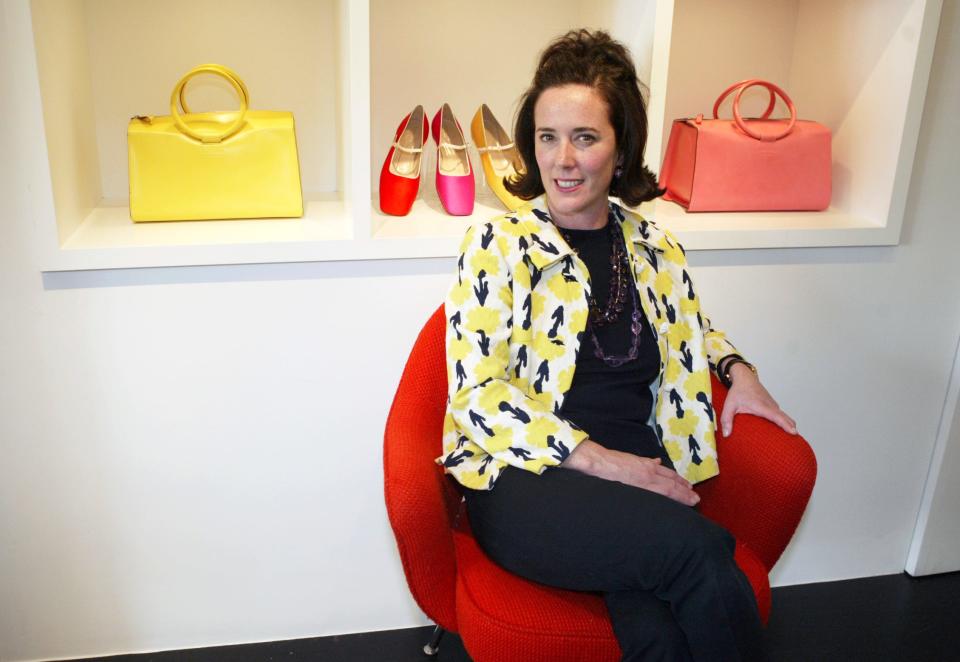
[438,30,796,661]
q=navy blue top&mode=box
[557,223,673,467]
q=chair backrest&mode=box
[384,304,461,631]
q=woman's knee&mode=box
[703,519,736,561]
[669,515,736,570]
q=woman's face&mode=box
[533,84,618,227]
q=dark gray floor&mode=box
[760,572,959,662]
[69,571,960,661]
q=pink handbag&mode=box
[659,79,831,212]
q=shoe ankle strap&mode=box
[475,142,515,153]
[438,142,469,151]
[392,142,423,153]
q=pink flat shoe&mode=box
[431,103,475,216]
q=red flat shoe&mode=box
[379,105,429,216]
[431,103,475,216]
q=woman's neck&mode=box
[544,196,609,230]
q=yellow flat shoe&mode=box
[470,104,526,211]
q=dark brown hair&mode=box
[505,29,663,206]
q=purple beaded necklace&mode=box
[558,219,643,367]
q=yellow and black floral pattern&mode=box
[438,196,741,490]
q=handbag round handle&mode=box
[712,78,776,121]
[732,80,797,142]
[170,64,250,144]
[177,63,250,115]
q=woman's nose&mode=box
[556,140,576,167]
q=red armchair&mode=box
[384,305,816,661]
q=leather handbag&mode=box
[128,64,303,222]
[659,79,831,212]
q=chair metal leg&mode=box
[423,624,445,656]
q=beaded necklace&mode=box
[558,219,643,367]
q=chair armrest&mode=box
[695,378,817,571]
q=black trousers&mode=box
[463,467,766,662]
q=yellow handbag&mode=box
[128,63,303,222]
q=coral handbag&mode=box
[128,64,303,222]
[659,79,831,212]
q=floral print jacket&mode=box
[437,196,742,490]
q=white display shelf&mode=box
[47,197,349,271]
[371,188,505,242]
[646,0,943,253]
[16,0,942,272]
[24,0,367,271]
[643,200,892,250]
[371,196,895,252]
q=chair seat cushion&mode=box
[452,524,770,662]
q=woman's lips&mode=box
[555,178,584,192]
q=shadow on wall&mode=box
[41,257,458,291]
[43,243,902,292]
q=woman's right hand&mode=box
[562,439,700,506]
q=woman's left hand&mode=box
[719,363,797,437]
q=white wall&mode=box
[906,332,960,575]
[1,4,958,662]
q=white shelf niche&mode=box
[28,0,368,271]
[368,0,941,253]
[649,0,943,247]
[23,0,944,272]
[366,0,659,245]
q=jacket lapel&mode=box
[620,204,671,254]
[513,198,575,271]
[619,205,670,366]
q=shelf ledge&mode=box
[38,196,898,272]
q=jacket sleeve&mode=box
[445,223,588,474]
[701,312,744,374]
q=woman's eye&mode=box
[577,134,597,144]
[538,134,554,142]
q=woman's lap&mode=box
[463,466,766,661]
[463,465,733,594]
